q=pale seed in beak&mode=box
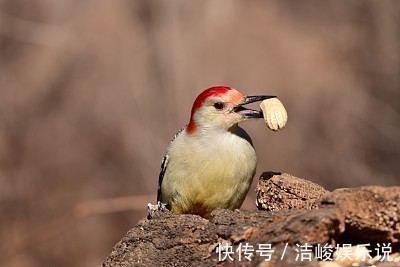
[260,98,288,131]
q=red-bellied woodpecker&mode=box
[149,86,276,219]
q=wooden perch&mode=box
[103,172,400,267]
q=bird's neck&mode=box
[185,123,242,139]
[186,120,197,135]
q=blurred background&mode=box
[0,0,399,266]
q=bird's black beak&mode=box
[233,95,276,118]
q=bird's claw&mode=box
[147,201,167,219]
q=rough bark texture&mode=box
[255,172,329,210]
[103,173,400,267]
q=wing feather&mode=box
[157,126,186,202]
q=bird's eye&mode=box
[213,102,224,110]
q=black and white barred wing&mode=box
[156,126,186,203]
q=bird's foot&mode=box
[147,201,167,219]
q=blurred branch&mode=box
[2,212,75,263]
[0,12,72,47]
[2,194,154,263]
[74,194,155,218]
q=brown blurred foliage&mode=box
[0,1,399,266]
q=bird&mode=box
[154,86,276,219]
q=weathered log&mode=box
[103,173,400,267]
